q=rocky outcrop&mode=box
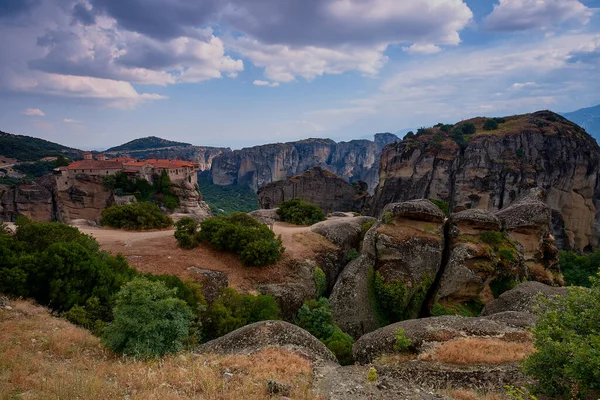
[248,208,280,225]
[211,134,399,193]
[371,111,600,251]
[186,267,229,303]
[198,320,338,363]
[481,281,568,316]
[311,216,376,252]
[257,167,368,213]
[54,174,115,223]
[170,180,213,222]
[353,314,532,364]
[0,179,54,222]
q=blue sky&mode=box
[0,0,599,150]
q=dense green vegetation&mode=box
[103,170,180,211]
[106,136,191,152]
[313,266,327,298]
[12,156,70,179]
[102,278,194,358]
[483,118,499,130]
[277,198,326,226]
[176,212,285,266]
[430,199,450,217]
[295,298,355,365]
[559,250,600,287]
[522,274,600,398]
[197,173,259,215]
[0,218,283,357]
[100,202,173,230]
[0,131,74,161]
[204,287,280,340]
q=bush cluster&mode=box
[101,202,173,230]
[191,213,284,266]
[559,250,600,287]
[430,199,449,217]
[483,119,499,130]
[103,170,180,211]
[295,298,354,365]
[522,274,600,398]
[313,266,327,298]
[277,198,326,226]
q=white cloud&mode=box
[485,0,593,32]
[63,118,81,123]
[403,44,443,55]
[22,108,45,116]
[253,80,280,87]
[510,82,538,90]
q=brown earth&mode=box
[77,221,336,292]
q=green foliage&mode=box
[417,127,432,135]
[431,300,483,317]
[393,328,412,352]
[522,276,600,398]
[490,276,519,298]
[451,128,468,150]
[295,298,355,365]
[106,136,191,152]
[559,250,600,287]
[197,172,259,215]
[313,267,327,298]
[403,131,415,139]
[459,122,477,135]
[360,220,376,241]
[0,176,21,186]
[439,124,453,133]
[516,148,525,158]
[13,161,57,178]
[100,202,173,230]
[0,130,71,161]
[367,367,378,383]
[480,231,505,245]
[493,117,506,124]
[101,278,194,358]
[504,386,538,400]
[204,288,280,339]
[370,270,433,325]
[277,198,326,226]
[346,248,359,262]
[430,199,449,217]
[197,213,284,266]
[174,217,199,249]
[483,119,499,130]
[382,212,393,225]
[498,247,516,262]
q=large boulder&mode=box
[248,208,281,225]
[329,255,379,339]
[481,281,568,316]
[198,320,338,363]
[353,314,530,365]
[186,267,228,304]
[435,209,526,308]
[311,216,376,252]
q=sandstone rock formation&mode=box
[311,216,376,252]
[211,134,399,193]
[257,167,368,213]
[186,267,229,303]
[481,281,567,316]
[198,320,338,363]
[0,179,54,222]
[371,111,600,251]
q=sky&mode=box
[0,0,599,150]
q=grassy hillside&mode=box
[0,131,77,161]
[107,136,192,152]
[198,172,259,215]
[0,300,316,399]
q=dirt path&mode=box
[74,221,335,291]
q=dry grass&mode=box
[445,389,504,400]
[0,300,319,400]
[373,352,417,365]
[422,338,535,365]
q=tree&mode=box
[277,198,326,226]
[483,119,499,130]
[102,277,194,358]
[522,274,600,398]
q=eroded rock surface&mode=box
[481,281,568,316]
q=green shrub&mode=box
[483,119,499,130]
[277,198,326,226]
[198,213,284,266]
[197,172,259,215]
[174,217,198,249]
[559,250,600,287]
[460,123,476,135]
[102,277,194,358]
[101,202,173,230]
[431,300,483,317]
[204,288,280,339]
[480,231,505,245]
[516,148,525,158]
[498,247,516,262]
[346,248,359,262]
[490,276,519,298]
[522,275,600,398]
[295,298,354,365]
[360,220,376,241]
[393,328,412,352]
[404,131,415,139]
[313,267,327,298]
[430,199,449,217]
[382,212,393,225]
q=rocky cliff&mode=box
[211,133,399,193]
[257,167,368,213]
[370,111,600,251]
[0,179,54,222]
[106,146,230,172]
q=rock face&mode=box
[481,281,568,316]
[186,267,229,303]
[257,167,368,213]
[54,174,115,223]
[211,134,399,193]
[371,111,600,251]
[0,179,54,222]
[170,180,213,222]
[311,216,376,252]
[198,320,338,363]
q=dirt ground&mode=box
[75,221,337,291]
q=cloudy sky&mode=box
[0,0,599,149]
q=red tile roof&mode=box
[65,158,199,172]
[66,160,124,170]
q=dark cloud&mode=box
[0,0,41,19]
[72,2,96,25]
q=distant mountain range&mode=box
[0,130,81,162]
[105,136,192,152]
[562,104,600,141]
